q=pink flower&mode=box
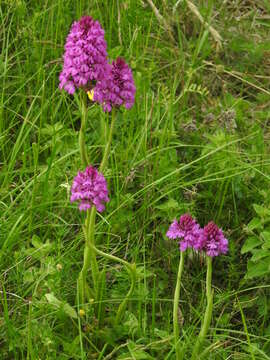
[59,16,108,94]
[167,214,202,251]
[70,166,109,212]
[93,57,136,112]
[198,222,228,257]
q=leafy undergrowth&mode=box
[1,0,270,359]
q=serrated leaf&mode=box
[241,236,261,254]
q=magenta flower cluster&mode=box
[59,15,136,111]
[167,214,228,257]
[199,221,228,257]
[59,16,108,94]
[166,214,202,251]
[70,166,109,212]
[94,58,136,112]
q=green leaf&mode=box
[154,328,170,339]
[253,204,270,218]
[241,236,261,254]
[262,231,270,245]
[45,293,77,319]
[62,303,77,319]
[23,268,35,283]
[251,249,270,262]
[245,217,262,232]
[126,342,154,360]
[31,235,42,249]
[156,198,179,211]
[245,259,270,279]
[123,312,139,337]
[45,293,62,308]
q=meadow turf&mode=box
[1,0,270,359]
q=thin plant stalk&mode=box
[192,256,213,360]
[99,108,116,172]
[173,251,185,360]
[88,241,136,325]
[77,107,116,307]
[77,206,99,305]
[79,91,89,167]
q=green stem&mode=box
[115,264,136,325]
[78,208,99,305]
[192,257,213,360]
[89,242,136,325]
[86,207,99,292]
[206,256,212,302]
[173,251,185,360]
[79,91,89,167]
[77,107,117,307]
[99,109,116,172]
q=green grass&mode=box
[1,0,270,359]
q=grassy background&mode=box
[1,0,270,358]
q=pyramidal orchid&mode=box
[93,57,136,112]
[167,213,202,251]
[192,222,228,359]
[60,15,137,320]
[59,15,108,94]
[167,213,202,360]
[71,166,109,212]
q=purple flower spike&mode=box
[93,57,136,112]
[199,221,228,257]
[59,16,108,94]
[71,166,109,212]
[166,214,202,252]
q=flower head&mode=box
[70,166,109,212]
[59,16,108,94]
[93,57,136,112]
[166,213,202,251]
[199,221,228,257]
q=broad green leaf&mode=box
[156,199,179,211]
[253,204,270,218]
[245,218,262,232]
[63,303,77,319]
[262,243,270,250]
[45,293,62,308]
[154,328,170,339]
[45,294,77,319]
[245,259,270,279]
[23,268,35,283]
[127,342,154,360]
[123,312,139,337]
[31,235,42,249]
[251,249,270,262]
[262,231,270,244]
[241,236,261,254]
